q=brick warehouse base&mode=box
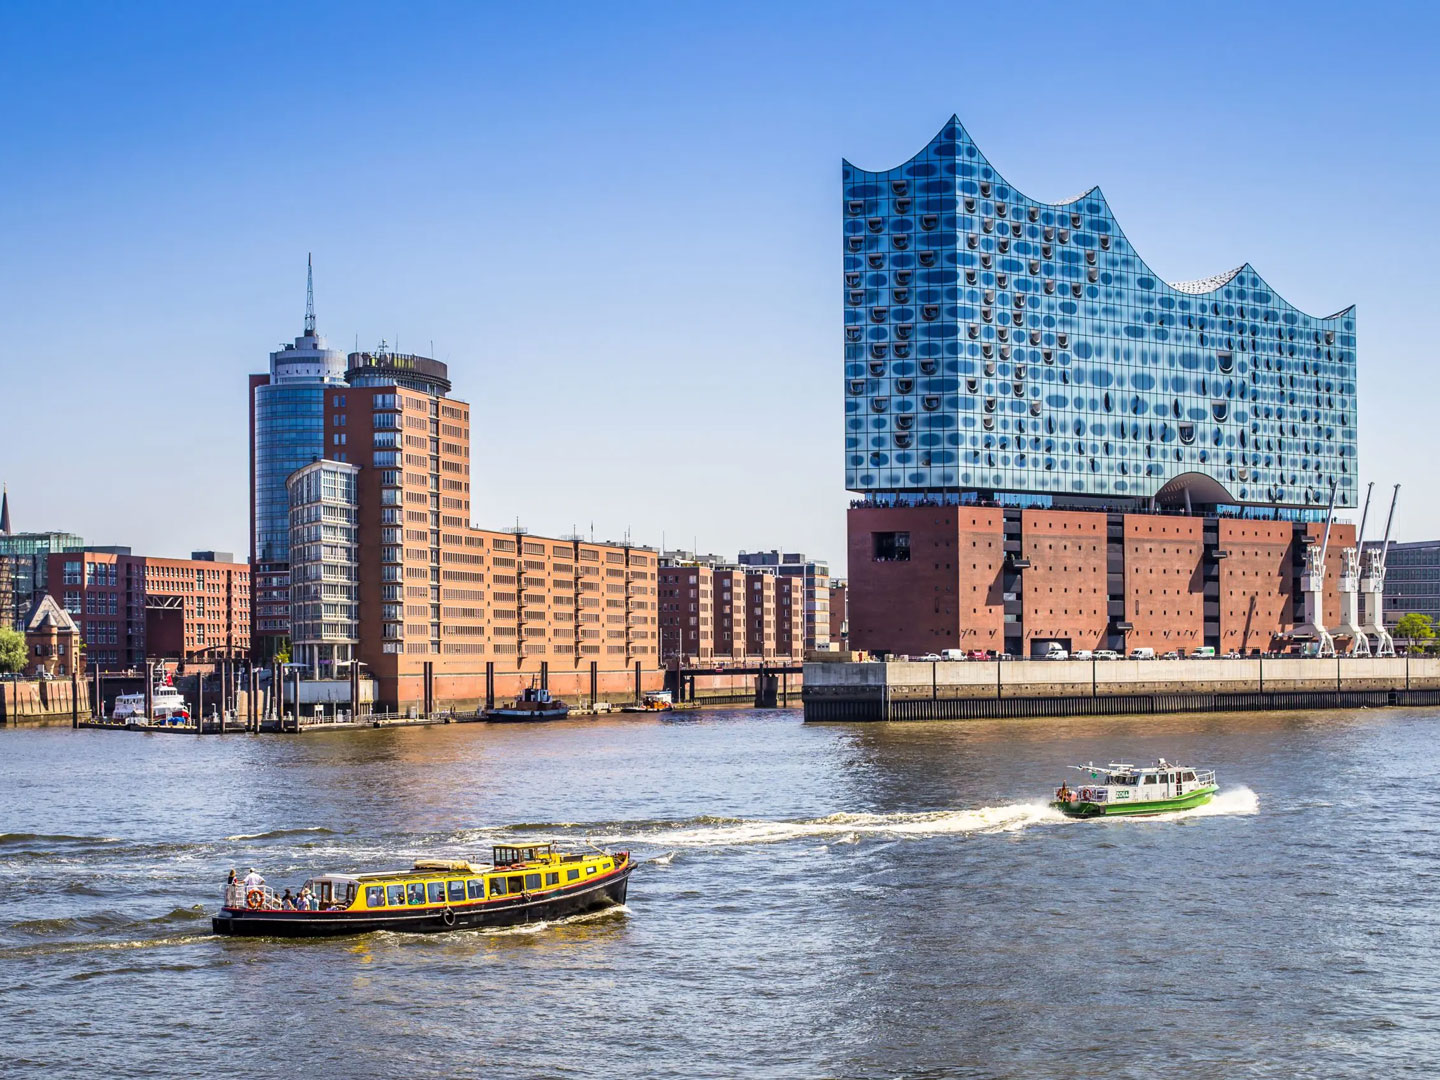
[802,657,1440,721]
[848,505,1355,658]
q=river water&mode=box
[3,707,1438,1078]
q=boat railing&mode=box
[224,883,281,910]
[1192,769,1216,787]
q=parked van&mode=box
[1040,644,1069,661]
[1129,647,1156,660]
[1192,646,1216,659]
[940,649,966,661]
[1071,649,1094,661]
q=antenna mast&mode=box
[304,253,316,335]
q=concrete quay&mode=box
[802,657,1440,721]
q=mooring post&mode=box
[589,661,597,707]
[197,671,204,734]
[634,660,642,704]
[71,662,78,728]
[485,661,495,711]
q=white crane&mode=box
[1359,484,1400,657]
[1294,479,1339,658]
[1335,483,1371,655]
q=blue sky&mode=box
[2,1,1436,570]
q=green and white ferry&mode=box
[1053,759,1217,818]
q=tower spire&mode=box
[1,485,10,536]
[304,252,316,335]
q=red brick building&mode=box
[848,505,1355,658]
[657,560,807,664]
[47,549,250,670]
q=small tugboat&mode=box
[484,686,569,722]
[1052,759,1217,817]
[212,843,631,938]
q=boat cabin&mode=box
[1066,761,1216,806]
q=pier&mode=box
[801,656,1440,722]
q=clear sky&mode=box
[2,1,1436,572]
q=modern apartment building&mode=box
[735,550,832,651]
[657,556,806,664]
[48,549,250,670]
[248,260,347,659]
[1372,540,1440,627]
[0,490,84,631]
[844,117,1361,656]
[287,459,360,675]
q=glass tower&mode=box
[249,261,347,651]
[844,117,1358,512]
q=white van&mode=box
[1040,644,1069,661]
[1191,646,1216,659]
[1129,647,1156,660]
[940,649,966,661]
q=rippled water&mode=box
[4,707,1439,1078]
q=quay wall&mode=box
[0,678,91,726]
[802,658,1440,721]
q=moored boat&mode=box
[112,674,190,727]
[484,686,569,722]
[1052,759,1217,817]
[212,842,631,937]
[622,690,673,713]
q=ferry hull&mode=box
[1055,787,1216,818]
[212,864,631,938]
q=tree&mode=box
[0,627,26,674]
[1394,613,1435,654]
[274,638,291,665]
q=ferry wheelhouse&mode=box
[212,843,631,938]
[1053,760,1217,818]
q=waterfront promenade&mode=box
[804,656,1440,720]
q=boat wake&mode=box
[223,827,336,842]
[586,802,1068,849]
[1178,785,1260,818]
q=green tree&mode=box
[0,627,26,674]
[1394,613,1435,654]
[274,638,292,665]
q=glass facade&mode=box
[844,117,1358,510]
[253,383,330,564]
[1374,541,1440,626]
[288,459,359,674]
[0,531,85,630]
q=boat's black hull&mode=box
[212,865,630,938]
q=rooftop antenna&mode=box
[304,253,316,335]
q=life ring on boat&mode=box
[1081,788,1093,802]
[245,888,265,910]
[441,908,455,927]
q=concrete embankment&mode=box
[802,657,1440,721]
[0,678,90,726]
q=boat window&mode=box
[366,886,385,908]
[568,869,580,881]
[490,878,506,897]
[386,884,405,906]
[545,872,559,886]
[1142,774,1156,785]
[407,883,426,905]
[447,880,465,903]
[507,875,525,894]
[1167,773,1176,784]
[525,873,542,890]
[1182,771,1195,782]
[467,879,484,899]
[587,865,598,875]
[427,881,445,904]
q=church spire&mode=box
[304,253,316,335]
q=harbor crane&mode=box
[1359,484,1400,657]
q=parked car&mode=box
[996,652,1014,661]
[1223,650,1242,659]
[968,650,990,660]
[1071,649,1094,661]
[916,653,943,662]
[1129,647,1156,660]
[1161,650,1181,660]
[1093,650,1121,661]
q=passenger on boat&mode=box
[243,868,264,891]
[226,869,238,887]
[281,889,295,910]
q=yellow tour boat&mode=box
[212,843,631,937]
